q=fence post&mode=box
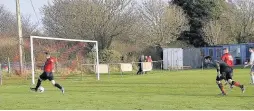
[131,62,134,75]
[0,64,2,85]
[24,62,28,80]
[108,63,110,77]
[120,63,123,77]
[160,61,163,70]
[81,70,83,81]
[8,57,11,74]
[201,57,204,70]
[81,64,83,81]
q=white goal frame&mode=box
[30,36,100,84]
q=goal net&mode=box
[30,36,100,84]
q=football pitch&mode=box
[0,69,254,110]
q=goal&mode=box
[30,36,100,84]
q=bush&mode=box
[86,50,122,63]
[99,50,122,63]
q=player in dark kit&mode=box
[204,56,245,95]
[30,52,64,93]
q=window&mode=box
[229,46,241,57]
[216,48,222,57]
[201,49,205,56]
[236,47,241,57]
[209,49,213,57]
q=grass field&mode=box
[0,69,254,110]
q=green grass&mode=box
[1,69,254,110]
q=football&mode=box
[38,86,44,93]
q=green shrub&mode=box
[98,50,122,63]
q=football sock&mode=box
[54,83,62,89]
[251,75,254,84]
[218,83,226,94]
[35,79,42,90]
[232,81,241,87]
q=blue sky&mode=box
[0,0,52,25]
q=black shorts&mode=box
[216,67,233,81]
[39,72,54,81]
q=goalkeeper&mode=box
[204,56,245,95]
[30,52,64,93]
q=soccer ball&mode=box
[38,86,45,93]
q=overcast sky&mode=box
[0,0,152,26]
[0,0,52,25]
[0,0,235,26]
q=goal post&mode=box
[30,36,100,84]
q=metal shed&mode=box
[221,43,254,65]
[202,43,254,65]
[201,46,223,61]
[162,43,254,69]
[183,48,202,68]
[221,44,246,65]
[163,48,183,70]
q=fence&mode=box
[183,48,203,69]
[2,59,199,77]
[163,48,206,70]
[1,59,208,84]
[0,64,2,85]
[80,60,163,76]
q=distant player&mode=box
[30,52,64,93]
[244,47,254,84]
[204,56,245,95]
[137,55,145,75]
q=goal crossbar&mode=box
[31,36,98,43]
[30,36,100,85]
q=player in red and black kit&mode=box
[221,48,234,67]
[221,48,234,86]
[30,52,64,93]
[204,56,245,95]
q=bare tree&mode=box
[203,18,236,45]
[42,0,137,50]
[0,5,39,62]
[231,0,254,43]
[203,0,254,45]
[203,20,222,45]
[0,5,39,37]
[136,0,189,47]
[0,5,16,36]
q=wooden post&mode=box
[0,64,2,85]
[16,0,24,75]
[8,57,11,74]
[108,63,110,77]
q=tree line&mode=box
[0,0,254,63]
